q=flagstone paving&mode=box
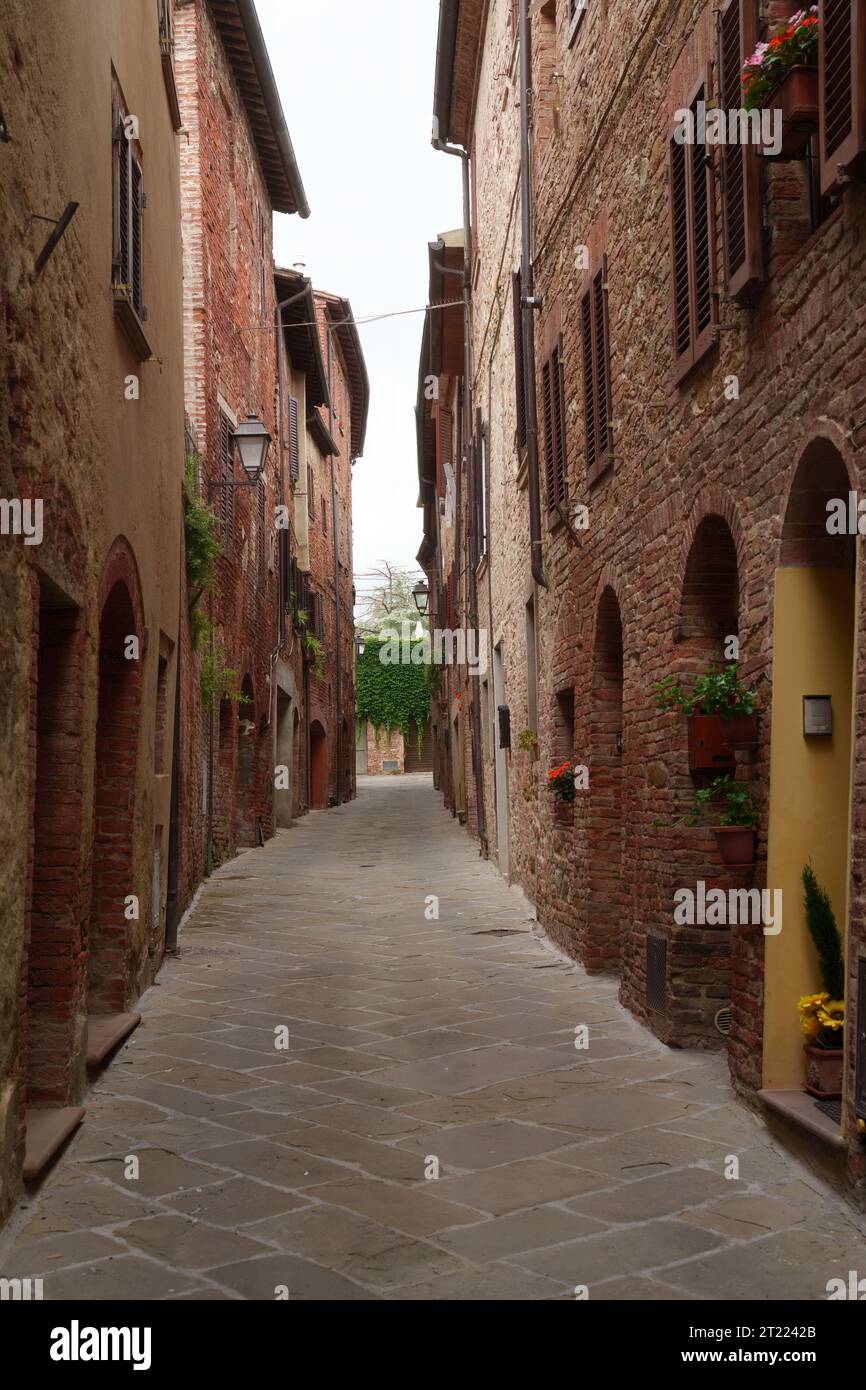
[2,773,865,1301]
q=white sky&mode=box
[257,0,461,595]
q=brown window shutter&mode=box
[542,343,567,513]
[307,462,314,519]
[719,0,764,301]
[288,397,299,483]
[669,136,692,370]
[552,344,566,507]
[257,478,266,586]
[820,0,866,196]
[112,106,127,286]
[131,158,144,319]
[669,75,718,383]
[582,256,613,483]
[438,408,453,497]
[580,288,596,477]
[219,410,234,540]
[512,271,528,452]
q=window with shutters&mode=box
[288,397,300,484]
[819,0,866,196]
[718,0,764,301]
[541,341,567,518]
[478,417,489,558]
[258,207,267,315]
[512,271,528,458]
[157,0,182,131]
[509,0,519,40]
[112,89,151,359]
[669,75,718,384]
[257,479,266,587]
[437,407,453,497]
[580,255,612,485]
[218,409,235,544]
[308,463,315,522]
[321,496,327,535]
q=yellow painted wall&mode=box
[764,567,854,1089]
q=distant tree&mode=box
[355,561,428,637]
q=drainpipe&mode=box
[519,0,546,590]
[432,137,488,852]
[165,508,184,951]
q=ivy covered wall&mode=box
[355,637,431,747]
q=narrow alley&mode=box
[1,777,863,1302]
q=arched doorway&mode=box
[764,439,855,1107]
[90,577,143,1014]
[587,587,624,974]
[310,720,327,809]
[235,675,257,847]
[275,691,292,829]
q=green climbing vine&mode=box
[355,637,431,753]
[183,455,222,610]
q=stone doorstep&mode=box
[86,1012,142,1067]
[23,1107,86,1180]
[759,1088,847,1149]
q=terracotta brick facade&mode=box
[424,0,866,1207]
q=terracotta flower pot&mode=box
[762,65,819,159]
[713,825,756,867]
[721,712,759,750]
[803,1044,843,1100]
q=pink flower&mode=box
[744,41,769,67]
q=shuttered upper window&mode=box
[819,0,866,196]
[512,270,528,456]
[718,0,764,301]
[257,478,266,587]
[218,409,235,542]
[541,341,567,517]
[112,94,146,334]
[437,407,453,497]
[669,76,718,383]
[288,397,299,483]
[580,255,612,485]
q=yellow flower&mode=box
[801,1015,820,1039]
[798,992,829,1014]
[817,1008,844,1030]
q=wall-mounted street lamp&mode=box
[413,581,430,617]
[354,634,366,658]
[208,413,271,504]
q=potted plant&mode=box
[694,774,758,867]
[798,865,845,1099]
[547,761,577,803]
[653,664,759,768]
[518,728,539,758]
[742,7,819,159]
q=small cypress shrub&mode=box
[801,864,845,1000]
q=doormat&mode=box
[815,1098,842,1125]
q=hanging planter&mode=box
[742,9,819,159]
[688,713,736,770]
[762,66,819,158]
[713,825,757,868]
[720,711,759,750]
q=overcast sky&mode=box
[257,0,461,600]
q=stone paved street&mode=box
[2,776,865,1301]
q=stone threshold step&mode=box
[759,1087,846,1148]
[86,1012,141,1067]
[23,1106,85,1180]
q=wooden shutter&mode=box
[131,157,144,318]
[820,0,866,195]
[437,408,452,497]
[542,343,567,513]
[509,0,519,38]
[219,410,234,540]
[257,478,266,586]
[669,76,718,383]
[307,463,314,519]
[718,0,764,301]
[512,271,528,453]
[288,397,299,483]
[112,105,129,289]
[581,256,612,483]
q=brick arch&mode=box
[89,542,145,1014]
[672,489,746,656]
[586,585,626,974]
[779,427,857,568]
[675,510,741,667]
